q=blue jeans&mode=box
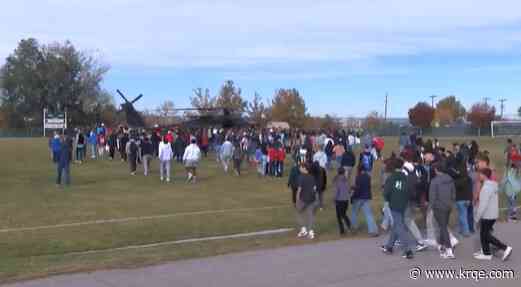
[385,210,414,252]
[381,201,393,230]
[507,195,518,218]
[57,163,70,185]
[351,199,378,234]
[456,200,471,236]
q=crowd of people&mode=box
[48,124,520,262]
[290,131,519,262]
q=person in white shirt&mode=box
[220,138,234,173]
[183,137,202,183]
[158,136,173,182]
[313,147,328,169]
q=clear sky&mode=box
[1,0,521,118]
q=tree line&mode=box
[408,95,510,132]
[1,38,520,131]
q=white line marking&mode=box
[0,205,290,233]
[64,228,294,256]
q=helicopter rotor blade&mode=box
[131,94,143,104]
[116,89,130,103]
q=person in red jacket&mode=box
[268,145,277,177]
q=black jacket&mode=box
[341,150,356,167]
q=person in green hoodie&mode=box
[381,158,414,259]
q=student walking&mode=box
[500,165,520,222]
[158,137,173,182]
[141,136,153,176]
[341,147,356,181]
[475,168,513,261]
[56,134,72,186]
[108,132,117,160]
[50,132,62,163]
[288,161,301,205]
[351,166,378,237]
[88,130,97,159]
[429,162,456,259]
[126,137,139,175]
[76,130,86,163]
[220,138,234,173]
[381,158,414,259]
[312,161,327,209]
[183,137,201,184]
[232,141,243,176]
[333,167,351,235]
[97,133,106,159]
[296,163,319,239]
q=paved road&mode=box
[7,222,520,287]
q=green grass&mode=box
[0,137,517,283]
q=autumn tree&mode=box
[408,102,435,129]
[0,38,113,128]
[365,111,383,130]
[247,92,271,127]
[190,88,215,115]
[321,114,342,131]
[271,88,307,128]
[435,95,466,126]
[467,102,496,136]
[215,80,247,113]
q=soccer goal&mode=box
[491,120,521,138]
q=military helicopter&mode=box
[116,89,145,128]
[172,107,251,129]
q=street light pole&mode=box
[499,98,507,119]
[430,95,437,108]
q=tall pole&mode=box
[499,98,507,119]
[43,108,46,137]
[430,95,437,108]
[483,97,491,105]
[384,93,388,121]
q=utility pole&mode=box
[430,95,437,108]
[499,98,507,119]
[483,97,491,105]
[384,93,388,121]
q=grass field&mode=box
[0,137,518,283]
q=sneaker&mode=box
[474,253,493,260]
[166,178,170,183]
[307,230,315,239]
[381,246,393,254]
[502,246,513,261]
[160,177,164,182]
[297,227,308,238]
[473,249,484,257]
[380,223,388,232]
[450,236,459,248]
[402,251,414,259]
[416,243,428,252]
[442,248,455,259]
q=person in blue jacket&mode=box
[57,133,73,186]
[50,131,62,163]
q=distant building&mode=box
[267,121,290,130]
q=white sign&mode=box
[43,109,67,130]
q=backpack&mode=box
[361,152,372,171]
